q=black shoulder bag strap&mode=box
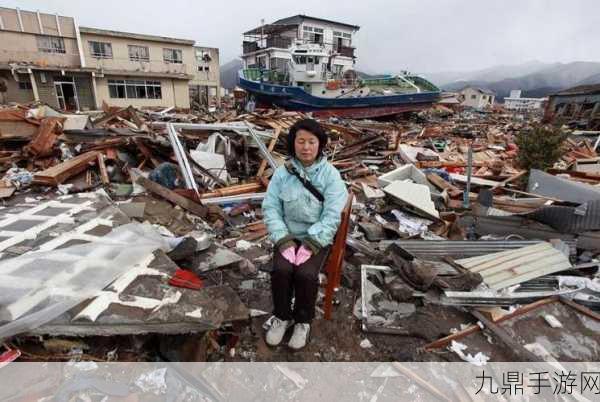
[285,162,325,203]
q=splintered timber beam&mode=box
[133,169,207,218]
[33,151,101,186]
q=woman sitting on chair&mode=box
[262,118,348,350]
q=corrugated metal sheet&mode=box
[380,240,543,261]
[455,242,572,290]
[526,200,600,234]
[459,215,577,243]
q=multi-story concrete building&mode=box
[79,26,195,109]
[0,6,220,110]
[241,15,359,80]
[504,90,545,113]
[0,7,95,110]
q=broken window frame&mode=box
[128,45,150,62]
[108,79,161,99]
[163,48,183,64]
[88,41,113,59]
[36,35,66,54]
[195,49,212,63]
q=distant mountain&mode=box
[220,59,243,90]
[576,72,600,86]
[426,61,551,86]
[439,61,600,101]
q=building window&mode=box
[293,55,307,64]
[333,64,344,78]
[195,49,212,63]
[89,41,113,58]
[16,73,32,90]
[471,94,477,99]
[128,45,149,61]
[303,26,324,43]
[333,31,352,50]
[163,48,182,64]
[197,66,210,72]
[269,57,288,73]
[257,56,267,69]
[37,35,66,53]
[18,81,33,90]
[108,79,162,99]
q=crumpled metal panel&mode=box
[527,169,600,204]
[526,200,600,234]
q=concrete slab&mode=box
[383,181,439,220]
[192,244,245,273]
[33,251,249,336]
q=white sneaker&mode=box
[288,323,310,350]
[265,317,293,346]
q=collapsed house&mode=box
[544,83,600,130]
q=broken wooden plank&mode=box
[199,182,263,199]
[256,124,281,177]
[133,170,207,218]
[423,297,557,351]
[133,138,161,168]
[0,187,16,199]
[559,296,600,321]
[25,117,64,157]
[470,309,539,362]
[426,172,462,198]
[97,153,110,185]
[241,229,268,242]
[391,363,453,402]
[492,170,527,189]
[33,151,100,186]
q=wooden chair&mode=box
[323,193,353,320]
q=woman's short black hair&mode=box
[287,118,328,158]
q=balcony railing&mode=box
[335,46,355,58]
[243,41,259,54]
[266,36,292,49]
[243,36,293,54]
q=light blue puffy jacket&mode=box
[262,156,348,250]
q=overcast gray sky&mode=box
[2,0,598,74]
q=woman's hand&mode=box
[294,245,312,266]
[281,246,297,265]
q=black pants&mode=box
[271,245,330,323]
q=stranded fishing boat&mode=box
[239,15,441,118]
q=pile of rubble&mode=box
[0,101,598,364]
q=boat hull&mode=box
[238,74,440,118]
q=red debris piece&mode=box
[168,268,204,290]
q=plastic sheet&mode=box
[0,222,171,340]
